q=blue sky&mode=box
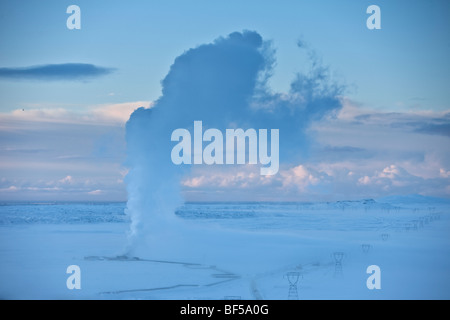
[1,0,449,111]
[0,0,449,201]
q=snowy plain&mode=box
[0,195,449,300]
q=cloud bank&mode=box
[0,101,147,202]
[0,63,114,81]
[0,101,150,126]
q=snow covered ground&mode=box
[0,196,449,299]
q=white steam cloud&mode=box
[124,30,344,253]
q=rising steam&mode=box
[124,30,344,253]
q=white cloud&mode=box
[58,175,73,184]
[183,176,207,188]
[280,165,319,191]
[379,165,400,179]
[440,168,450,178]
[358,176,371,185]
[182,166,265,189]
[182,164,323,194]
[2,95,449,201]
[90,101,154,124]
[357,164,411,186]
[0,186,19,192]
[87,189,103,195]
[0,101,152,127]
[335,97,367,120]
[180,158,450,201]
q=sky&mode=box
[0,0,449,201]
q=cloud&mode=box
[358,175,371,185]
[88,189,103,195]
[58,175,73,184]
[440,168,450,178]
[180,164,329,201]
[91,102,154,124]
[0,63,115,81]
[0,101,151,127]
[280,165,320,190]
[312,101,450,163]
[0,106,130,201]
[0,174,125,201]
[123,30,346,247]
[182,165,274,190]
[414,122,450,137]
[333,101,450,138]
[357,165,410,185]
[177,95,450,201]
[180,159,450,201]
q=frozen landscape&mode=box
[1,195,449,300]
[1,2,449,304]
